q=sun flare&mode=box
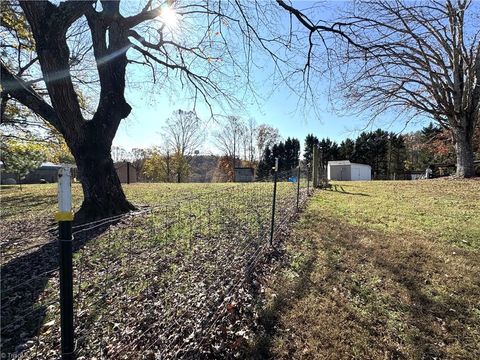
[160,6,179,30]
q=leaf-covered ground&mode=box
[251,179,480,359]
[1,180,309,358]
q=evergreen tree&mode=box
[352,129,389,179]
[256,147,274,179]
[421,122,443,141]
[338,138,355,160]
[303,134,319,167]
[388,134,407,178]
[272,142,286,171]
[257,137,300,177]
[284,137,300,170]
[318,138,339,168]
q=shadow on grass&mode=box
[246,218,478,359]
[1,193,57,221]
[326,230,478,358]
[244,242,320,359]
[0,221,118,355]
[0,185,19,191]
[328,184,370,196]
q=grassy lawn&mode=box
[0,182,286,257]
[252,179,480,359]
[0,182,271,221]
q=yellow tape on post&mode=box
[55,211,74,222]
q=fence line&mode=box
[1,165,312,359]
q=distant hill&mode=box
[188,155,219,182]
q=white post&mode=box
[56,167,73,219]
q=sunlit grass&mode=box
[253,179,480,359]
[323,180,480,248]
[0,182,297,222]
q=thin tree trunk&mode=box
[17,173,22,191]
[166,152,171,182]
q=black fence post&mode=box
[296,166,301,211]
[55,167,75,360]
[269,158,278,246]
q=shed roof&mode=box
[40,162,62,168]
[0,161,67,170]
[328,160,351,166]
[327,160,371,168]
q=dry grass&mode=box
[251,180,480,359]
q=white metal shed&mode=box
[327,160,372,181]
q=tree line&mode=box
[3,119,478,186]
[256,138,301,178]
[0,108,286,184]
[302,124,480,180]
[302,131,408,180]
[107,111,285,183]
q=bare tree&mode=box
[245,117,258,164]
[162,110,204,157]
[337,0,479,177]
[162,109,204,182]
[219,117,257,165]
[256,123,282,157]
[111,146,128,163]
[213,116,246,178]
[128,147,148,180]
[0,0,359,220]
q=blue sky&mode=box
[115,80,427,154]
[112,1,429,154]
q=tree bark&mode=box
[453,125,475,178]
[71,133,135,222]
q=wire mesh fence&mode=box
[1,167,312,359]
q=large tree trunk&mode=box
[71,136,135,223]
[453,126,475,178]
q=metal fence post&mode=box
[296,166,301,210]
[55,167,75,360]
[269,158,278,246]
[312,146,319,188]
[307,164,310,195]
